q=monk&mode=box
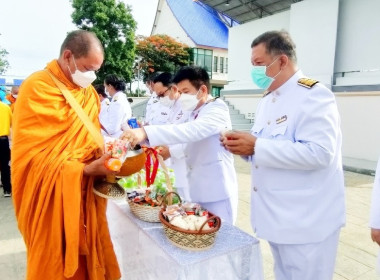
[6,85,18,111]
[12,30,121,280]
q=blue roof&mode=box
[13,79,24,86]
[166,0,232,49]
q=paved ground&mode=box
[0,156,379,279]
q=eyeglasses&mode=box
[157,86,171,98]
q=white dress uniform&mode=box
[370,158,380,228]
[99,98,110,122]
[101,91,131,138]
[165,100,191,201]
[144,98,238,224]
[370,157,380,273]
[249,70,345,279]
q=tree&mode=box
[71,0,137,84]
[0,34,9,75]
[136,34,191,80]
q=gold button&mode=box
[272,98,276,103]
[255,165,258,169]
[253,186,258,192]
[267,121,271,125]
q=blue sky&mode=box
[0,0,158,77]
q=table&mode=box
[107,200,264,280]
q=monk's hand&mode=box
[371,228,380,246]
[84,153,116,176]
[222,130,256,156]
[121,128,147,147]
[157,145,171,160]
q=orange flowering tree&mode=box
[136,34,191,80]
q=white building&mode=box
[151,0,237,96]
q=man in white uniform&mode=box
[370,158,380,249]
[123,66,238,224]
[152,72,191,201]
[221,31,345,279]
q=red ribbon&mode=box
[143,146,160,187]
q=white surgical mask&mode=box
[68,56,97,88]
[178,90,200,112]
[159,95,175,107]
[12,94,18,98]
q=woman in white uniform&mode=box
[100,74,131,138]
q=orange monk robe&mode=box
[6,94,16,111]
[11,60,121,280]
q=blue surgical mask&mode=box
[251,57,281,89]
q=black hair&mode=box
[60,30,104,58]
[172,66,210,91]
[251,30,297,62]
[153,72,173,87]
[104,74,126,91]
[94,84,107,98]
[145,71,162,83]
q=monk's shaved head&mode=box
[60,30,104,58]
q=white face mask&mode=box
[104,88,110,97]
[69,56,97,88]
[178,90,200,112]
[159,95,175,107]
[12,94,18,98]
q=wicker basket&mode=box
[127,154,172,223]
[159,192,222,251]
[127,199,162,222]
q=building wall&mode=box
[334,0,380,86]
[211,48,228,81]
[151,0,196,47]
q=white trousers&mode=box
[269,229,340,280]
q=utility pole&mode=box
[135,56,142,97]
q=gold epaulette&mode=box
[297,78,319,89]
[206,97,219,104]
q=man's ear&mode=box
[200,84,208,95]
[62,50,73,64]
[279,54,289,70]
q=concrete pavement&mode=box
[0,156,379,279]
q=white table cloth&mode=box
[107,200,264,280]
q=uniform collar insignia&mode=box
[276,115,287,124]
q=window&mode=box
[192,48,213,78]
[225,58,228,74]
[214,56,218,72]
[220,57,224,74]
[211,86,222,97]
